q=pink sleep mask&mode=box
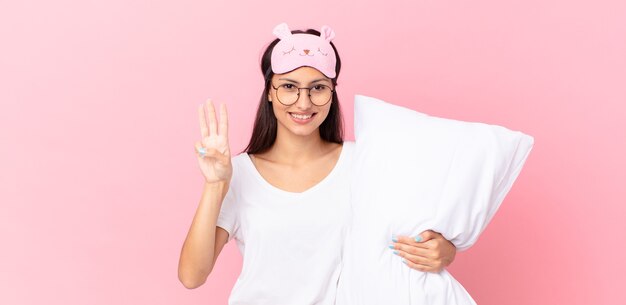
[270,22,337,78]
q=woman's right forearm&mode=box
[178,180,229,289]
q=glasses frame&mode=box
[270,82,335,106]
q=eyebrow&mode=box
[277,77,331,85]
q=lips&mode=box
[289,112,316,119]
[289,112,317,123]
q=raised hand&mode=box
[195,99,232,184]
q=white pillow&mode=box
[336,94,534,305]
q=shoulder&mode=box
[226,152,251,185]
[341,140,355,154]
[230,151,248,166]
[339,141,356,167]
[330,140,354,152]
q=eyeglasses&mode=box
[271,83,335,106]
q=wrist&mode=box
[197,179,230,214]
[204,179,229,188]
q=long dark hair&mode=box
[242,28,344,155]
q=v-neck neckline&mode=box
[244,143,348,197]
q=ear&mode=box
[273,22,292,40]
[320,25,335,42]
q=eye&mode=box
[280,83,298,91]
[312,84,328,91]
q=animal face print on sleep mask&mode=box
[270,22,337,78]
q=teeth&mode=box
[290,113,313,119]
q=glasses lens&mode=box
[310,85,332,106]
[276,84,298,105]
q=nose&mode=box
[303,49,310,55]
[294,89,314,109]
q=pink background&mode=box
[1,1,625,304]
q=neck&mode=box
[270,126,326,164]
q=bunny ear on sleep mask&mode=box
[270,22,337,78]
[273,22,293,39]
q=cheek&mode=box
[271,102,288,116]
[316,106,332,121]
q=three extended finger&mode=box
[206,99,217,136]
[219,102,228,137]
[198,102,209,138]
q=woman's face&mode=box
[268,66,334,138]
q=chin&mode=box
[279,117,323,136]
[286,125,320,137]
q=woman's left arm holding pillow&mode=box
[390,230,456,272]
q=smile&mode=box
[289,112,316,119]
